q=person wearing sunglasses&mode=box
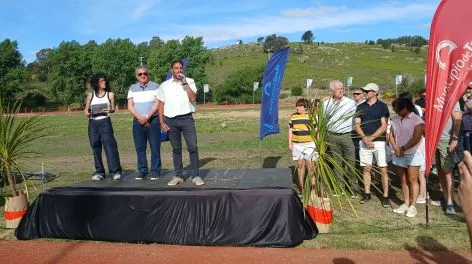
[352,89,365,106]
[158,59,204,186]
[127,66,162,181]
[355,83,390,207]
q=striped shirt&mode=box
[289,113,313,143]
[127,81,159,117]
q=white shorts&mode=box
[359,141,387,167]
[292,142,318,161]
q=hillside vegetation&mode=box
[206,42,427,96]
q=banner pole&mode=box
[425,174,430,228]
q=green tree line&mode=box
[0,36,210,110]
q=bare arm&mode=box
[288,128,293,150]
[401,124,424,151]
[370,117,388,140]
[127,98,147,125]
[450,110,463,153]
[158,100,169,132]
[108,92,116,113]
[84,93,92,117]
[181,76,197,102]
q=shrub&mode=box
[291,86,303,96]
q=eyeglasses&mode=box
[366,90,376,93]
[137,72,148,77]
[353,93,362,95]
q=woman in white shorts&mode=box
[389,97,425,218]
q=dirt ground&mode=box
[0,241,470,264]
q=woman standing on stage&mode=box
[84,73,122,181]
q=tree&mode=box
[91,38,138,100]
[214,65,264,104]
[0,39,26,99]
[149,36,164,49]
[148,36,210,102]
[263,34,289,53]
[257,37,264,45]
[301,30,314,44]
[47,41,93,110]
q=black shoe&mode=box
[136,172,147,180]
[360,193,371,204]
[149,173,160,181]
[381,196,390,207]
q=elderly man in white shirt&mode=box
[158,59,204,186]
[323,80,359,196]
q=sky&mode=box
[0,0,440,63]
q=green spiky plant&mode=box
[0,99,45,200]
[301,97,363,215]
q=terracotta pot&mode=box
[4,190,28,229]
[307,191,332,233]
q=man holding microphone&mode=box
[158,59,204,186]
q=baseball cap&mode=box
[361,83,379,93]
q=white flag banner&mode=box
[395,75,403,85]
[253,82,259,91]
[347,77,353,86]
[306,79,313,88]
[203,84,209,93]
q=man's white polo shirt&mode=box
[157,77,197,118]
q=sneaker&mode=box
[192,176,205,186]
[393,203,409,214]
[359,193,371,204]
[168,176,184,186]
[416,196,426,204]
[446,204,456,215]
[430,199,444,206]
[135,173,147,180]
[113,173,121,180]
[381,196,390,208]
[406,206,417,217]
[149,174,159,181]
[91,174,103,181]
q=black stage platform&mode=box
[16,168,317,247]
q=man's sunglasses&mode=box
[353,92,363,95]
[137,72,148,77]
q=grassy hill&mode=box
[205,42,427,96]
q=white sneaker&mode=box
[393,204,409,214]
[192,176,205,186]
[113,173,121,180]
[91,174,103,181]
[416,197,426,204]
[406,206,417,217]
[167,176,184,186]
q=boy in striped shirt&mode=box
[289,98,318,193]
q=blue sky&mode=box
[0,0,439,63]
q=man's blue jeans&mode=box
[88,117,122,176]
[132,116,161,176]
[165,114,199,178]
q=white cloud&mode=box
[130,0,156,20]
[158,3,436,43]
[280,6,341,18]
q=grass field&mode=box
[0,106,469,251]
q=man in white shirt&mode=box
[158,59,204,186]
[324,80,359,196]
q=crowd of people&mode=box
[288,80,472,219]
[83,59,204,186]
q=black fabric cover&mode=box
[16,187,317,247]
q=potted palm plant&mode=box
[0,99,44,228]
[301,97,361,233]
